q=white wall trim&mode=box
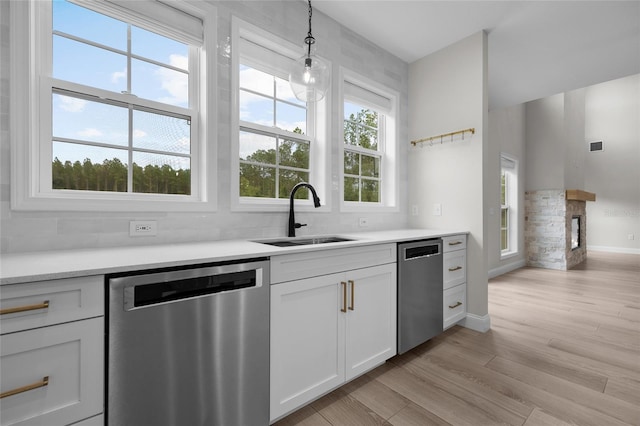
[588,246,640,255]
[460,313,491,333]
[488,259,526,279]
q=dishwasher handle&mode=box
[402,240,442,261]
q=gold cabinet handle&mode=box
[348,280,355,311]
[448,266,462,272]
[340,282,347,313]
[0,301,50,316]
[448,241,463,246]
[0,376,49,399]
[448,301,462,309]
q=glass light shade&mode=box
[289,51,330,103]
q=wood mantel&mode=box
[566,189,596,202]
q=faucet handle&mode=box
[294,223,307,229]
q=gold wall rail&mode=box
[411,127,475,146]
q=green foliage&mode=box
[52,157,190,195]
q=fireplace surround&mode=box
[525,189,595,270]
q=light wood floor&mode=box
[274,251,640,426]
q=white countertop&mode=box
[0,228,466,285]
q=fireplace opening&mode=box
[571,216,581,250]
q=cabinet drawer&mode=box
[443,251,466,289]
[271,243,396,284]
[0,317,104,426]
[0,276,103,335]
[442,235,466,253]
[443,284,466,329]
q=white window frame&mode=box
[230,17,330,213]
[339,68,399,212]
[9,0,217,212]
[500,153,518,258]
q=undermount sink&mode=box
[256,236,355,247]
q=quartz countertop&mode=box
[0,228,466,285]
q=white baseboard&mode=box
[460,313,491,333]
[588,245,640,255]
[488,259,526,279]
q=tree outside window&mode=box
[343,103,381,203]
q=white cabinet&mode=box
[270,245,396,422]
[0,276,104,426]
[442,235,467,329]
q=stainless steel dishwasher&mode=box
[106,258,270,426]
[397,239,443,354]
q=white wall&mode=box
[408,31,489,327]
[584,74,640,253]
[487,104,526,275]
[0,0,409,253]
[525,94,565,191]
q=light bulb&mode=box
[289,46,329,102]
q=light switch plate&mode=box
[433,203,442,216]
[130,220,158,237]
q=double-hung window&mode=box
[10,0,216,211]
[500,153,519,257]
[340,69,399,211]
[231,18,329,210]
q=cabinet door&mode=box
[345,264,397,380]
[270,273,346,422]
[0,318,104,426]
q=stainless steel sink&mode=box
[256,236,354,247]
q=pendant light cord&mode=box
[305,0,315,57]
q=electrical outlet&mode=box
[359,217,369,227]
[433,203,442,216]
[130,220,157,237]
[411,205,419,216]
[629,234,635,241]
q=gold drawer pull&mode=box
[448,301,462,309]
[448,266,462,272]
[348,280,355,311]
[1,376,49,399]
[448,241,462,246]
[341,282,347,313]
[0,301,50,316]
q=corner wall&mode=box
[408,31,489,328]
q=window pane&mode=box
[53,1,127,51]
[131,26,189,69]
[53,36,127,92]
[276,76,304,106]
[239,131,276,164]
[344,151,359,175]
[132,110,190,154]
[279,170,309,199]
[131,59,189,107]
[501,230,508,251]
[52,142,128,192]
[344,177,359,201]
[358,123,378,150]
[279,139,309,169]
[239,65,273,97]
[361,155,379,178]
[132,152,191,195]
[53,94,129,147]
[361,179,379,202]
[240,91,274,126]
[276,102,306,134]
[240,164,275,198]
[344,120,357,146]
[344,102,361,121]
[501,208,508,228]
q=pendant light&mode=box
[289,0,329,103]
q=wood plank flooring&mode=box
[274,251,640,426]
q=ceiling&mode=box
[312,1,640,110]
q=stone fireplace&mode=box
[525,189,595,270]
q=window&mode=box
[10,0,217,211]
[231,18,329,211]
[340,69,398,211]
[500,153,518,257]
